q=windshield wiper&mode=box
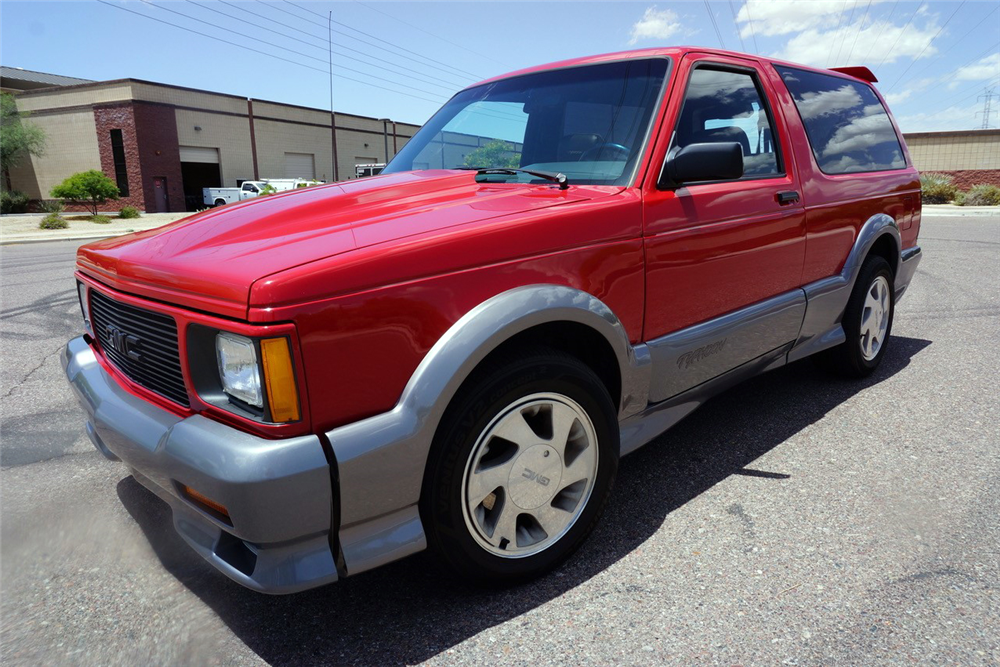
[463,166,569,190]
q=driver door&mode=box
[641,53,806,401]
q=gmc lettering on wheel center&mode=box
[63,47,921,593]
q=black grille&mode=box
[90,289,189,407]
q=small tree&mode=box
[51,170,119,216]
[1,92,47,190]
[463,139,521,169]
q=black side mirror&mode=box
[658,142,744,189]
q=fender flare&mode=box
[790,213,901,362]
[327,285,649,573]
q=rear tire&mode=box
[421,348,618,584]
[816,255,895,378]
[214,198,226,207]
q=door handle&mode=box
[776,191,800,204]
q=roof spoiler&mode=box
[830,66,878,83]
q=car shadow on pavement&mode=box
[117,335,931,666]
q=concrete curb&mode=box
[1,231,127,245]
[921,205,999,217]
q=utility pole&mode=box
[976,88,997,130]
[328,10,339,181]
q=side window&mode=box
[242,182,257,192]
[672,66,782,178]
[776,66,905,174]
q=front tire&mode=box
[817,255,895,377]
[421,348,618,584]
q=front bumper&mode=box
[62,336,338,594]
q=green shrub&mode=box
[953,191,966,206]
[958,184,1000,207]
[39,199,64,214]
[50,170,119,216]
[919,172,957,204]
[118,205,141,219]
[258,184,278,196]
[90,214,112,224]
[1,189,30,214]
[39,213,68,229]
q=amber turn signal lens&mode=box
[181,485,230,519]
[260,337,301,423]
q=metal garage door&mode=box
[285,152,316,179]
[178,146,220,163]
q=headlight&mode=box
[215,332,262,408]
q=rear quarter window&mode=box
[776,66,906,175]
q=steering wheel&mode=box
[579,142,631,162]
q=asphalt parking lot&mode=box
[1,213,998,665]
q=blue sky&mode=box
[2,1,998,131]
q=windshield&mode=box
[382,58,670,186]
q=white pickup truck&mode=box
[203,179,321,207]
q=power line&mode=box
[861,0,898,64]
[891,5,999,92]
[886,0,967,92]
[187,0,461,92]
[846,0,873,63]
[353,0,513,68]
[976,88,997,129]
[144,1,454,101]
[876,3,922,70]
[704,1,726,50]
[744,0,759,53]
[727,0,746,52]
[249,0,474,88]
[220,0,469,88]
[834,0,859,65]
[827,0,849,66]
[278,0,486,81]
[96,0,445,107]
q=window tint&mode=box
[672,67,781,178]
[776,66,905,174]
[384,59,669,186]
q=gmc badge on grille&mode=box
[105,324,142,362]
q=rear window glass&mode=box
[776,66,905,174]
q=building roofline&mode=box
[902,129,1000,138]
[13,76,423,127]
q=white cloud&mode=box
[628,6,683,45]
[793,85,864,120]
[954,53,1000,81]
[775,17,941,68]
[884,90,913,105]
[735,0,854,38]
[894,102,983,133]
[883,77,938,105]
[820,104,900,158]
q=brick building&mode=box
[903,129,1000,188]
[3,67,420,212]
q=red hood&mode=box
[77,170,598,318]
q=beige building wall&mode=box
[174,108,254,187]
[904,130,1000,171]
[9,108,101,198]
[13,82,132,113]
[254,118,334,181]
[132,81,246,115]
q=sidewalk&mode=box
[922,204,999,217]
[0,211,191,244]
